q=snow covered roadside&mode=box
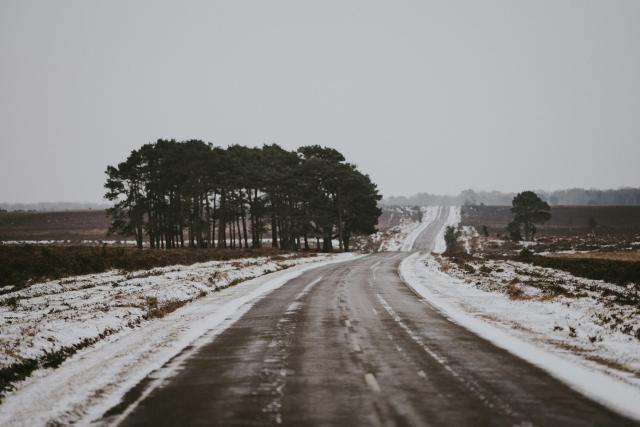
[374,219,422,251]
[400,253,640,421]
[400,206,439,251]
[368,206,436,252]
[0,252,357,426]
[433,206,461,253]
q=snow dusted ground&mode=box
[0,253,356,426]
[401,254,640,420]
[401,210,640,420]
[368,208,426,251]
[400,206,439,251]
[373,223,419,251]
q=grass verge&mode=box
[0,328,118,401]
[515,250,640,287]
[0,245,312,290]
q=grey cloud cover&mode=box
[1,0,639,203]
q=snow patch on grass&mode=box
[373,218,423,252]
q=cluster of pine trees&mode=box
[105,140,381,251]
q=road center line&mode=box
[376,293,449,366]
[364,373,382,393]
[375,293,513,415]
[294,276,323,300]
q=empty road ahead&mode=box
[105,215,635,426]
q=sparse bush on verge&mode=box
[0,328,118,401]
[145,299,188,319]
[0,245,310,289]
[444,226,461,254]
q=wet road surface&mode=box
[105,229,636,426]
[410,206,450,252]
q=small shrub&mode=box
[505,280,525,300]
[517,248,534,261]
[479,265,492,274]
[41,349,67,369]
[444,226,461,254]
[0,359,39,398]
[462,263,476,274]
[0,296,19,310]
[145,296,158,309]
[146,299,187,319]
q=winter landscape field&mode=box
[1,203,639,425]
[3,1,640,425]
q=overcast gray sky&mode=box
[1,1,639,203]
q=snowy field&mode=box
[0,253,355,426]
[1,205,639,424]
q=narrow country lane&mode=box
[410,206,451,252]
[103,215,637,426]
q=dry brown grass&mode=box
[551,251,640,262]
[0,210,117,241]
[505,280,529,300]
[0,245,306,289]
[437,258,451,272]
[145,298,188,319]
[552,341,638,375]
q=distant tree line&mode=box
[383,188,640,207]
[105,140,381,251]
[0,202,111,212]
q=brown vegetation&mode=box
[0,245,309,290]
[550,251,640,262]
[516,250,640,288]
[462,205,640,238]
[0,210,119,242]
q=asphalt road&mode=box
[105,224,636,426]
[410,206,451,252]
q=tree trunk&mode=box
[336,193,344,252]
[241,205,249,249]
[271,211,278,248]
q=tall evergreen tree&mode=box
[510,191,551,241]
[105,140,382,252]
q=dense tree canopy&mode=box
[105,140,381,251]
[509,191,551,241]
